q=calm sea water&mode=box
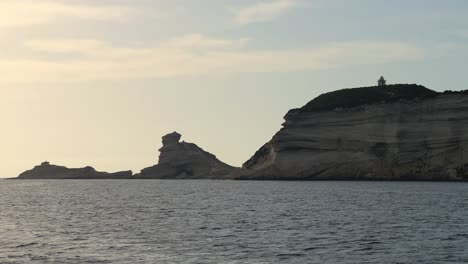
[0,180,467,264]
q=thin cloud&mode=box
[25,39,104,53]
[458,31,468,39]
[165,34,249,50]
[0,36,425,83]
[234,0,301,25]
[0,0,127,28]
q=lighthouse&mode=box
[378,76,387,86]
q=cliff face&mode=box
[134,132,239,179]
[17,162,132,179]
[241,85,468,181]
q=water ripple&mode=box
[0,180,467,263]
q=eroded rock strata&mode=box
[134,132,239,179]
[241,84,468,181]
[18,162,132,179]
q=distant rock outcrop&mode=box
[134,132,239,179]
[240,84,468,181]
[17,162,132,179]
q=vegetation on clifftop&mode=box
[302,84,440,112]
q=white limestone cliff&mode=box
[241,85,468,181]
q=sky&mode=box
[1,0,468,177]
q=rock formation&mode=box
[17,161,132,179]
[134,132,239,179]
[240,84,468,181]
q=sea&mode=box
[0,180,467,264]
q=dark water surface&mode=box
[0,180,467,264]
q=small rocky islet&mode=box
[15,80,468,181]
[17,162,132,180]
[17,132,239,180]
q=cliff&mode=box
[17,162,132,179]
[241,84,468,181]
[134,132,239,179]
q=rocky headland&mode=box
[13,83,468,181]
[133,132,239,179]
[17,162,132,179]
[240,84,468,181]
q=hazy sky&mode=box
[1,0,468,177]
